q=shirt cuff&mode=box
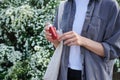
[102,42,111,61]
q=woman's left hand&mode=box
[59,31,84,46]
[59,31,105,57]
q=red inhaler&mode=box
[48,24,58,40]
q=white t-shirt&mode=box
[68,0,89,70]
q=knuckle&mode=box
[45,26,49,30]
[71,31,74,34]
[76,37,79,40]
[64,35,67,38]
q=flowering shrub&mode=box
[0,44,51,80]
[0,0,59,80]
[117,0,120,4]
[0,44,22,79]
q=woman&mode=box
[45,0,120,80]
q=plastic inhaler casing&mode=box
[48,24,58,40]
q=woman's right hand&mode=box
[44,23,60,48]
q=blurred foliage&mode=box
[0,0,59,80]
[117,0,120,4]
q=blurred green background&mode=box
[0,0,119,80]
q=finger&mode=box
[44,26,49,31]
[48,38,54,42]
[46,35,55,43]
[47,36,59,44]
[59,33,75,41]
[59,35,73,41]
[45,31,52,40]
[44,22,51,31]
[45,31,52,36]
[46,35,52,39]
[67,41,75,46]
[62,31,73,35]
[64,38,76,45]
[59,31,75,40]
[45,22,51,26]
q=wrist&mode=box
[53,41,60,48]
[80,36,86,46]
[53,44,58,48]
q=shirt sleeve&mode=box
[102,2,120,61]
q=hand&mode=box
[59,31,84,46]
[59,31,105,57]
[44,22,60,48]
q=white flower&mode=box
[5,8,14,15]
[34,46,40,51]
